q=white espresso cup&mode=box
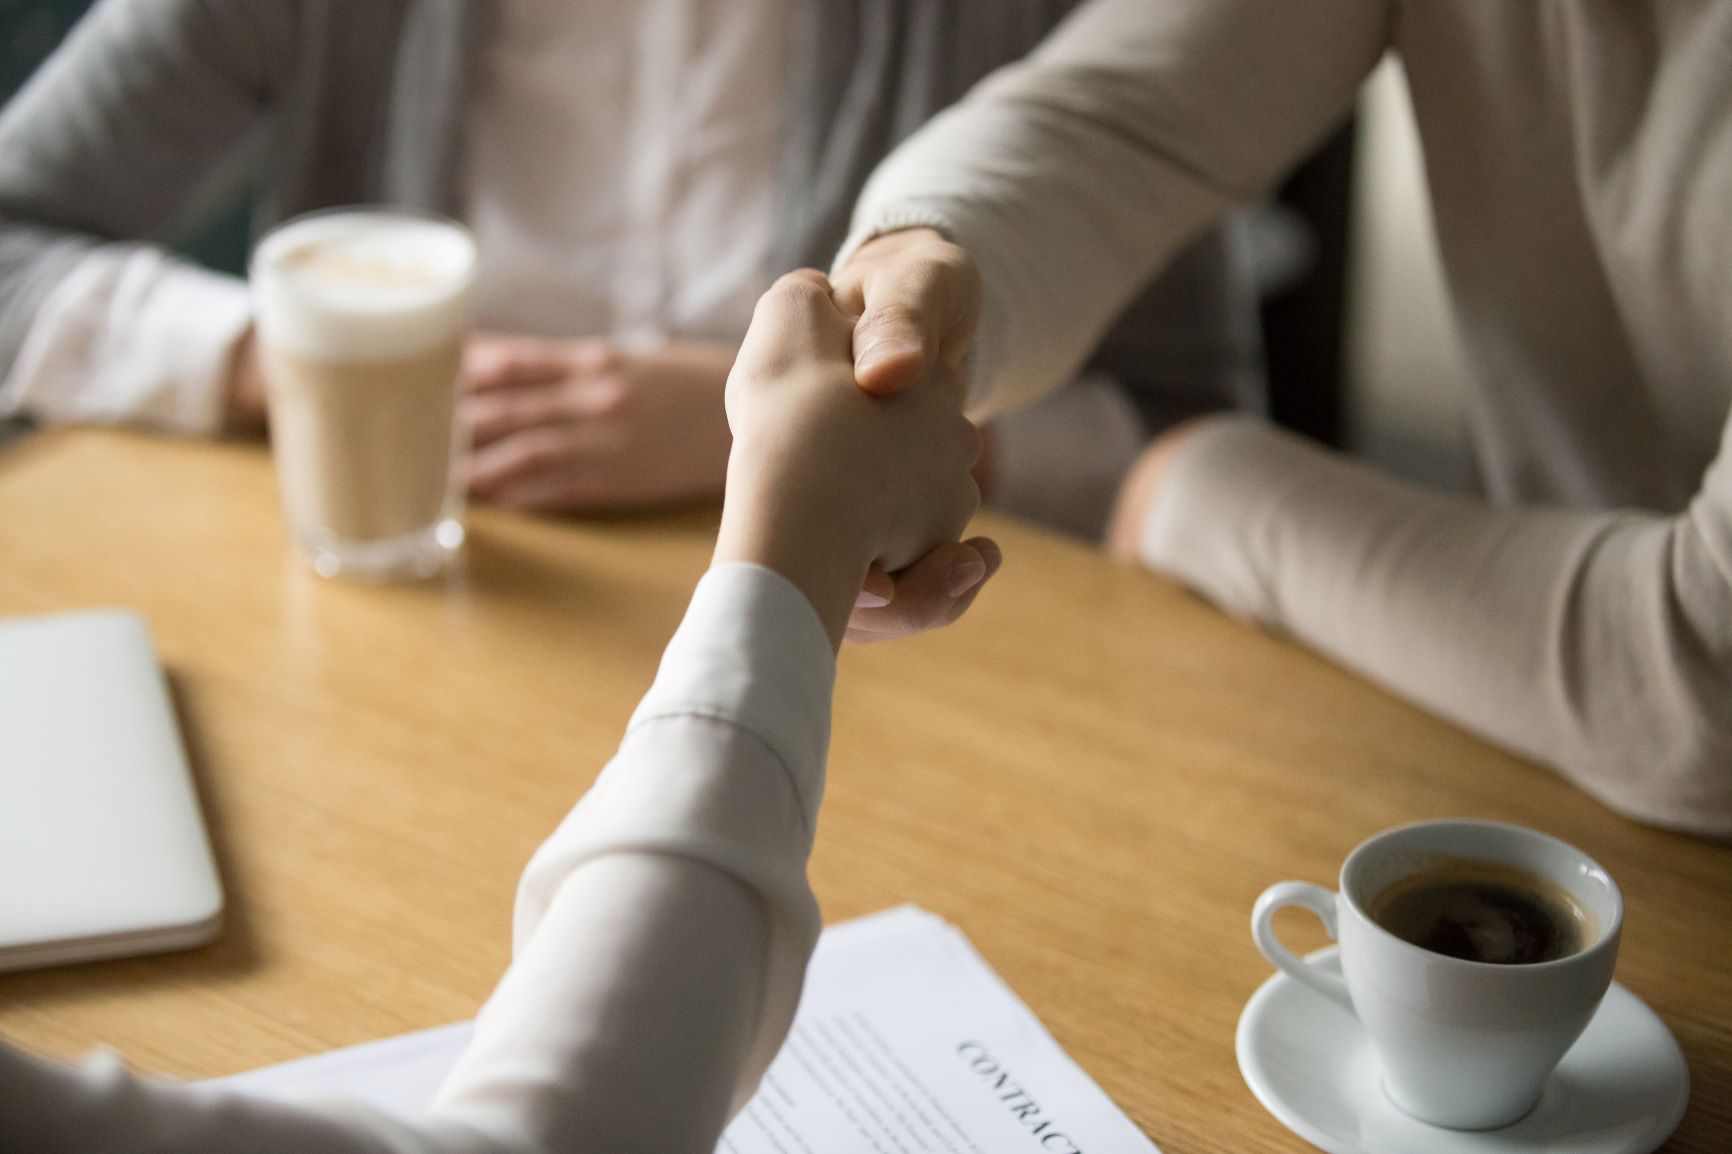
[1252,819,1622,1130]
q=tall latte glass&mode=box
[251,210,477,580]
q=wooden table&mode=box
[1,429,1727,1152]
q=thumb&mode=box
[839,232,979,397]
[852,301,933,397]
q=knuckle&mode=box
[885,596,932,634]
[897,234,975,283]
[779,267,833,292]
[588,379,629,417]
[524,433,566,468]
[933,243,977,279]
[768,269,832,307]
[861,300,921,334]
[500,444,537,473]
[576,339,619,374]
[456,398,488,428]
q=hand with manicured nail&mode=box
[828,228,1001,641]
[713,269,997,649]
[844,538,1002,645]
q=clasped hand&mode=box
[829,229,998,643]
[716,268,999,648]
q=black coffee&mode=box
[1369,859,1589,965]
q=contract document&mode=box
[216,906,1162,1154]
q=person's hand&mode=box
[830,228,980,399]
[459,335,736,511]
[715,270,997,648]
[1105,417,1215,561]
[828,228,1000,641]
[223,328,269,436]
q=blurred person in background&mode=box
[0,0,1260,539]
[829,1,1732,837]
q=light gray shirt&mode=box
[0,0,1257,444]
[842,0,1732,836]
[2,0,793,434]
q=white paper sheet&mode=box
[216,906,1161,1153]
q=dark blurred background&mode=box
[2,0,254,276]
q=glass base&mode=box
[298,518,464,582]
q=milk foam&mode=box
[251,211,476,362]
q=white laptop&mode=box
[0,610,223,972]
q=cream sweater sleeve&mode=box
[836,0,1387,418]
[1142,417,1732,839]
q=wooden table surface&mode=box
[1,429,1727,1153]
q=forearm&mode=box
[0,565,835,1153]
[713,498,866,650]
[1141,418,1732,837]
[434,564,834,1147]
[0,1041,477,1154]
[837,0,1385,417]
[432,856,767,1152]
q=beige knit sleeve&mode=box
[1141,416,1732,839]
[838,0,1388,417]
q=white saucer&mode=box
[1236,948,1689,1154]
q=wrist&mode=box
[714,464,872,650]
[223,327,269,436]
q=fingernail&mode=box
[855,588,891,609]
[944,554,987,599]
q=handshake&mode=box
[714,231,1000,648]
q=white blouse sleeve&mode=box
[0,244,251,436]
[0,562,837,1153]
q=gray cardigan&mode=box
[0,0,1258,425]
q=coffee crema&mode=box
[1368,858,1592,965]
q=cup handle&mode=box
[1252,881,1354,1012]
